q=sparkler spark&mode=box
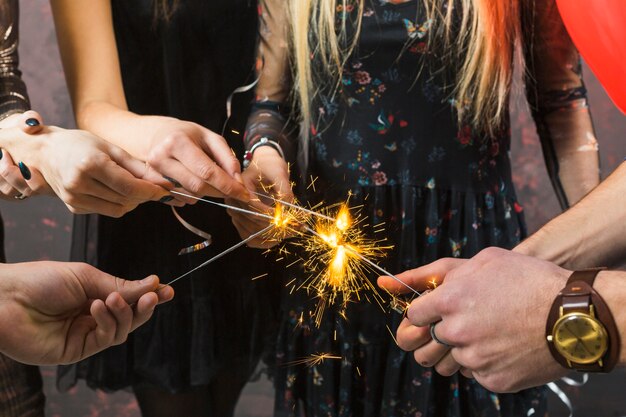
[291,203,394,326]
[287,353,342,367]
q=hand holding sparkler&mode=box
[226,146,295,248]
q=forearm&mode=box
[538,107,600,207]
[516,162,626,268]
[77,101,166,160]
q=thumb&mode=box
[76,264,169,304]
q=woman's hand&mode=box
[144,116,250,204]
[0,116,171,217]
[0,111,48,199]
[226,146,294,248]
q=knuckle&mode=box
[185,178,204,194]
[196,162,216,181]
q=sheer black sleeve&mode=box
[244,0,295,162]
[523,0,600,210]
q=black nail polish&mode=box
[163,176,182,188]
[0,149,3,160]
[159,196,174,203]
[18,162,31,180]
[25,118,40,127]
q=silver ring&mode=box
[14,193,28,200]
[430,322,452,348]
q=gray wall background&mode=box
[1,1,624,416]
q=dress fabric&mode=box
[0,1,45,415]
[247,0,594,415]
[59,0,280,393]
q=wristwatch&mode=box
[545,268,620,372]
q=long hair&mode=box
[289,0,522,137]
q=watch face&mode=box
[552,313,608,364]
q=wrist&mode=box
[243,137,285,168]
[593,271,626,366]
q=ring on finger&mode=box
[430,322,453,348]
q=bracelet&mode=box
[243,137,285,168]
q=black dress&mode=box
[59,0,279,393]
[247,0,595,415]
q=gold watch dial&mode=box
[552,312,608,365]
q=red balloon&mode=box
[556,0,626,114]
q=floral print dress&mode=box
[247,0,598,416]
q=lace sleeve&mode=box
[244,0,295,161]
[0,0,30,119]
[523,0,600,210]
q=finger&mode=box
[89,299,116,351]
[231,216,275,248]
[434,351,462,377]
[0,179,19,198]
[129,291,158,332]
[460,367,474,379]
[153,284,175,304]
[19,110,45,134]
[200,131,242,178]
[0,111,44,134]
[156,157,223,198]
[0,150,32,195]
[377,258,466,294]
[412,340,450,368]
[77,264,163,304]
[396,318,431,351]
[406,291,443,327]
[172,141,249,201]
[105,292,133,345]
[61,192,136,217]
[23,167,48,194]
[92,158,168,202]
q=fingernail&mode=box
[0,149,3,160]
[163,175,182,188]
[159,195,174,203]
[25,118,40,127]
[18,162,31,180]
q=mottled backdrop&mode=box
[1,2,624,416]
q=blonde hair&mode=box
[289,0,522,136]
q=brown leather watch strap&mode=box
[546,268,620,372]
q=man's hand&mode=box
[378,247,571,393]
[0,261,174,365]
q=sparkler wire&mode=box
[169,190,420,296]
[169,190,273,221]
[251,191,336,222]
[165,225,273,286]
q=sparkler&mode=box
[166,224,273,286]
[167,190,421,317]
